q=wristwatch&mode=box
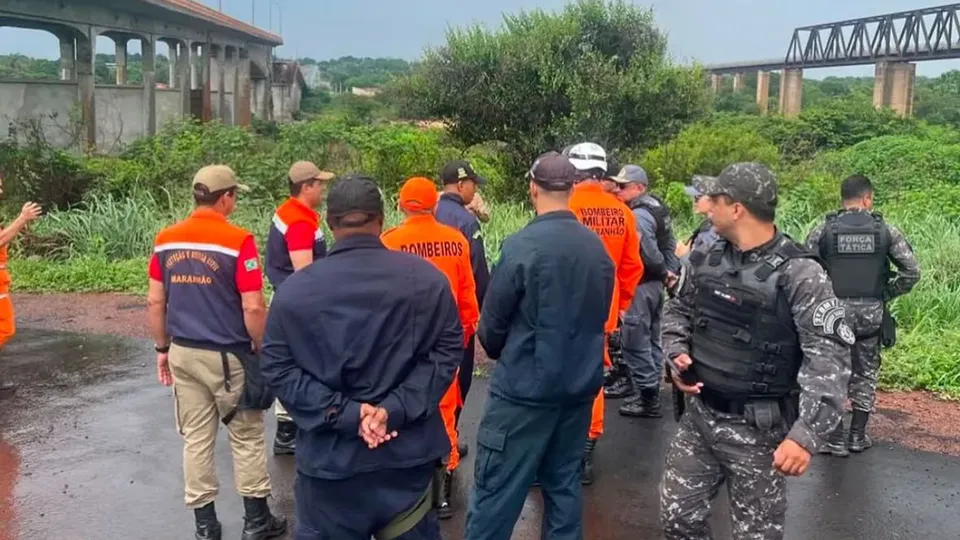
[155,343,170,354]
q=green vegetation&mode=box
[713,70,960,130]
[0,0,957,396]
[299,56,412,90]
[0,53,171,85]
[392,0,708,169]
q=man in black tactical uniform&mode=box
[661,163,852,540]
[805,175,920,456]
[610,165,680,417]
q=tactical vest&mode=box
[629,195,674,280]
[819,211,890,299]
[689,238,810,401]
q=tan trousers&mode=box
[169,344,272,508]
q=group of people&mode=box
[145,139,919,539]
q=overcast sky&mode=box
[2,0,959,78]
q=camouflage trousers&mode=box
[660,396,788,540]
[849,335,881,413]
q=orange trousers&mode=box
[0,292,14,350]
[440,367,462,471]
[589,339,612,440]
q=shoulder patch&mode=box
[244,258,259,272]
[812,298,845,335]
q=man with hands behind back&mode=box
[261,175,462,540]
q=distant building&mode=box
[272,61,307,122]
[351,87,381,97]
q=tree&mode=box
[391,0,709,161]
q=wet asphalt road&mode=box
[0,328,958,540]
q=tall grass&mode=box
[10,192,959,396]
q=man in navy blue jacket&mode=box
[435,159,491,450]
[261,175,463,540]
[464,153,615,540]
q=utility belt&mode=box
[698,387,799,431]
[374,463,439,540]
[172,337,274,418]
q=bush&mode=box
[393,0,709,168]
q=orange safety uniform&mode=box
[0,243,14,350]
[569,182,644,440]
[382,179,479,472]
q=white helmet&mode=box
[564,142,608,173]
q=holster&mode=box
[744,400,782,431]
[233,348,275,412]
[672,385,685,422]
[880,305,897,349]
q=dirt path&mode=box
[10,292,960,457]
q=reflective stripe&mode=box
[0,294,8,300]
[272,214,289,235]
[154,242,239,258]
[0,264,7,269]
[274,213,323,241]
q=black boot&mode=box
[581,438,597,485]
[818,423,849,457]
[604,374,634,399]
[193,502,222,540]
[848,410,873,453]
[619,388,662,418]
[273,421,296,455]
[240,497,287,540]
[436,471,454,520]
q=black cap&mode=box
[325,174,384,226]
[702,163,778,210]
[528,152,578,191]
[440,160,487,185]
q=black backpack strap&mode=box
[755,238,818,281]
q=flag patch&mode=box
[244,258,259,272]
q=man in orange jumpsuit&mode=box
[0,173,42,398]
[382,177,480,520]
[564,143,644,485]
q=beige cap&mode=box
[289,161,335,184]
[193,165,249,192]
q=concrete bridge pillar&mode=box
[190,43,201,91]
[733,72,745,93]
[236,50,252,126]
[141,36,157,136]
[201,44,213,122]
[873,61,915,118]
[166,43,179,88]
[76,31,96,150]
[176,43,191,116]
[711,73,722,93]
[58,34,75,81]
[115,38,129,85]
[756,70,770,115]
[778,68,803,118]
[214,46,227,124]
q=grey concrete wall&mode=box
[96,86,145,150]
[0,81,79,148]
[156,89,183,129]
[272,84,301,123]
[209,91,235,123]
